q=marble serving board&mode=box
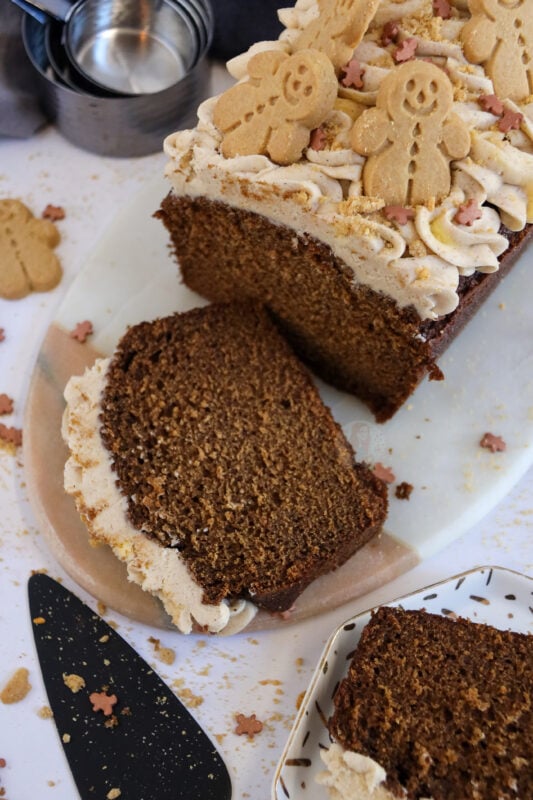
[23,176,533,632]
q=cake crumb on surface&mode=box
[148,636,176,665]
[0,667,31,704]
[395,481,414,500]
[63,673,86,693]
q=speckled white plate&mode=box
[273,565,533,800]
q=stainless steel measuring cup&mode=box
[13,0,201,95]
[21,9,212,156]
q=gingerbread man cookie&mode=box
[0,199,62,299]
[462,0,533,102]
[213,49,337,165]
[351,61,471,205]
[292,0,380,73]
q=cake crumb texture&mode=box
[100,303,387,612]
[329,606,533,799]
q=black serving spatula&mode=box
[28,573,232,800]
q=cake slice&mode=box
[157,0,533,421]
[319,606,533,799]
[62,303,387,634]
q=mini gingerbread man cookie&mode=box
[292,0,380,73]
[351,61,471,205]
[462,0,533,103]
[0,199,62,299]
[213,49,337,165]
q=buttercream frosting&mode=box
[317,743,433,800]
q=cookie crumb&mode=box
[63,673,86,693]
[37,705,53,719]
[0,668,31,704]
[107,789,121,799]
[148,636,176,666]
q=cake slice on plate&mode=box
[319,605,533,799]
[62,303,387,635]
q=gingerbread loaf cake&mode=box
[157,0,533,421]
[319,606,533,799]
[62,303,387,635]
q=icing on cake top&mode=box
[164,0,533,321]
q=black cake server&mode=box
[28,573,232,800]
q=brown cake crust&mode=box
[329,606,533,800]
[156,195,532,421]
[99,303,387,613]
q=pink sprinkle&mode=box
[432,0,452,19]
[384,205,415,225]
[497,108,523,133]
[478,94,504,116]
[454,198,482,226]
[70,320,94,343]
[480,432,506,453]
[394,37,418,63]
[309,127,327,151]
[381,20,400,47]
[340,58,365,89]
[373,462,396,484]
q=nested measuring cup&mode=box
[12,0,203,95]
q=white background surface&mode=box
[0,80,532,799]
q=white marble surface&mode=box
[0,117,531,800]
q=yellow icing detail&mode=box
[430,213,454,245]
[526,185,533,223]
